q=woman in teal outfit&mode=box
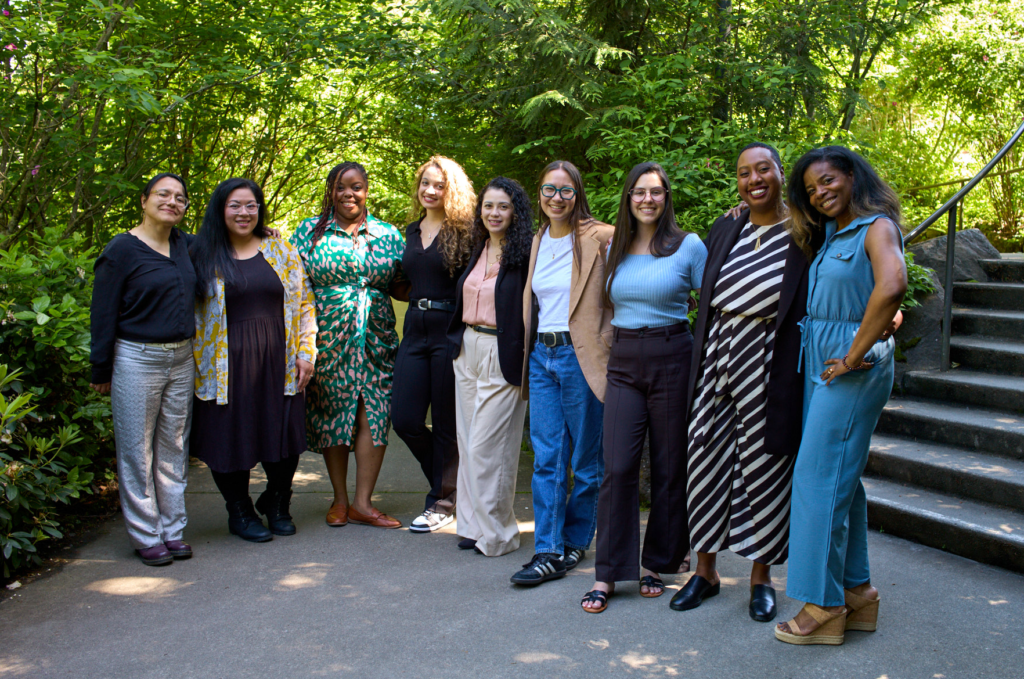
[775,147,907,646]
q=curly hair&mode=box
[409,156,476,275]
[311,161,368,245]
[788,146,903,258]
[471,177,534,269]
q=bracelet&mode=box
[841,354,865,371]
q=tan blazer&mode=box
[521,220,615,402]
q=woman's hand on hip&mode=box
[89,382,111,394]
[296,359,314,391]
[880,309,903,340]
[821,357,873,386]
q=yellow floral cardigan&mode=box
[193,238,318,405]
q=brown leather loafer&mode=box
[347,506,401,529]
[325,504,348,527]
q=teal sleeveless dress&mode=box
[786,213,899,607]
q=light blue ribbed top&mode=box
[608,233,707,329]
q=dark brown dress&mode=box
[191,253,306,473]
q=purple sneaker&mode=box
[165,540,192,559]
[136,544,173,566]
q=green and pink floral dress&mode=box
[290,213,406,449]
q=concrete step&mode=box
[951,308,1024,340]
[875,397,1024,461]
[981,258,1024,283]
[867,434,1024,512]
[864,476,1024,573]
[902,369,1024,413]
[952,282,1024,311]
[950,336,1024,376]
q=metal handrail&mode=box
[905,119,1024,244]
[902,118,1024,371]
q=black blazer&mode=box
[447,241,529,386]
[687,210,820,457]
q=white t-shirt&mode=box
[534,230,574,333]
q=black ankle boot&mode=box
[226,498,272,542]
[255,488,296,536]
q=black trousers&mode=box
[596,323,693,583]
[211,455,300,505]
[391,307,460,515]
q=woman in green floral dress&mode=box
[291,161,410,529]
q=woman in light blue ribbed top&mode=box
[582,162,707,614]
[606,234,706,329]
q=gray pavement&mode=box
[1,432,1023,678]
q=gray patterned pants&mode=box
[111,339,194,549]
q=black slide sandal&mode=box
[581,589,612,614]
[639,575,665,598]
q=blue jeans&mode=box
[528,342,604,555]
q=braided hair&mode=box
[311,161,369,245]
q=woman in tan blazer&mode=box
[509,160,615,586]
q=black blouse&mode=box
[403,220,464,302]
[89,229,196,384]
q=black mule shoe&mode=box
[749,584,777,622]
[458,538,478,550]
[669,575,721,611]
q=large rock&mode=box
[893,270,944,389]
[907,228,1001,286]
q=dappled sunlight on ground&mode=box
[85,576,191,598]
[274,563,331,591]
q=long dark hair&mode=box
[471,177,534,268]
[788,146,903,258]
[603,162,686,307]
[312,161,368,245]
[537,160,594,270]
[191,177,269,298]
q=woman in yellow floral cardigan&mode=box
[190,178,317,542]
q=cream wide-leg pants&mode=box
[453,327,527,557]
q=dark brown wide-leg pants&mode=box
[595,323,692,583]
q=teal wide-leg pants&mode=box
[786,322,893,607]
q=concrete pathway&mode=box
[1,433,1022,678]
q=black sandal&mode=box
[639,575,665,598]
[581,589,612,614]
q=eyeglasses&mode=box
[628,188,667,203]
[227,202,261,213]
[153,189,189,208]
[540,185,577,200]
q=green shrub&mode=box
[0,228,114,576]
[902,252,936,311]
[1,365,94,577]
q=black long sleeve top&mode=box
[89,229,196,384]
[403,220,465,302]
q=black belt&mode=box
[472,325,499,336]
[412,298,456,312]
[537,331,573,347]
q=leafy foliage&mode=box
[1,364,92,577]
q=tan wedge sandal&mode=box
[774,604,847,646]
[844,589,880,632]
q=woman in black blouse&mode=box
[392,156,475,533]
[90,172,197,567]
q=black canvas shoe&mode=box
[563,547,586,571]
[510,553,566,586]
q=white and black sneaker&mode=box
[510,552,566,585]
[408,510,455,533]
[563,547,586,571]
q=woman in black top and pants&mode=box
[392,156,476,533]
[89,172,196,567]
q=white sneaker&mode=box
[408,509,455,533]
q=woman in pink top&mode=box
[446,177,534,556]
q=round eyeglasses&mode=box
[540,184,577,200]
[628,188,667,203]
